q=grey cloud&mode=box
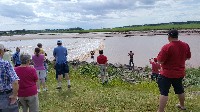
[0,3,35,18]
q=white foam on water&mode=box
[0,38,103,61]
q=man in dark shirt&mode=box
[128,51,134,70]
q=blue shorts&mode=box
[157,75,184,96]
[55,62,69,79]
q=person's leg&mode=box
[158,95,168,112]
[56,63,62,89]
[64,62,71,88]
[129,59,131,67]
[103,66,108,83]
[19,97,28,112]
[157,75,171,112]
[44,62,48,81]
[130,59,134,69]
[177,93,185,108]
[36,71,40,92]
[27,94,39,112]
[172,78,185,109]
[57,75,62,88]
[40,70,47,91]
[99,65,105,84]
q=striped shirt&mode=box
[0,58,19,91]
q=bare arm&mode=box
[9,80,19,104]
[12,80,19,96]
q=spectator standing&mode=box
[12,47,21,67]
[37,43,48,81]
[97,50,108,84]
[53,40,71,89]
[128,51,134,70]
[32,48,47,92]
[149,58,161,81]
[156,29,191,112]
[14,53,39,112]
[0,44,19,112]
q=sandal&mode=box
[176,104,186,110]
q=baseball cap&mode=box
[168,29,178,38]
[57,40,62,44]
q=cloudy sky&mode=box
[0,0,200,31]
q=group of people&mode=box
[90,29,191,112]
[0,40,71,112]
[0,29,191,112]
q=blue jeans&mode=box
[0,93,19,112]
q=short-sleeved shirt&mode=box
[128,53,134,59]
[32,54,45,70]
[0,58,19,91]
[150,61,161,74]
[97,55,108,64]
[12,52,21,65]
[14,66,38,97]
[53,46,68,64]
[157,41,191,78]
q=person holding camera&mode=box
[149,58,160,81]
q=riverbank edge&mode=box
[0,29,199,41]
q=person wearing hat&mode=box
[156,29,191,112]
[53,40,71,89]
[149,57,160,81]
[0,44,20,112]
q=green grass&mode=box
[37,64,200,112]
[59,23,200,33]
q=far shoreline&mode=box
[0,29,199,41]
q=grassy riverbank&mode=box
[63,23,200,33]
[37,64,200,112]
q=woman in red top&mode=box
[149,58,161,81]
[14,53,39,112]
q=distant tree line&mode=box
[116,21,200,28]
[0,27,84,36]
[0,21,200,36]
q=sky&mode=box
[0,0,200,31]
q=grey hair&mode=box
[20,53,31,64]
